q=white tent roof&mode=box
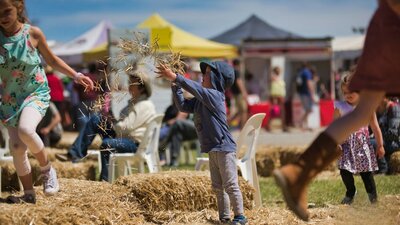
[332,35,365,52]
[53,20,112,64]
[332,35,365,59]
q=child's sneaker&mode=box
[232,215,247,225]
[219,218,231,224]
[41,166,59,196]
[6,194,36,204]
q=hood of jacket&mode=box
[200,61,234,93]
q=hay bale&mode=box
[1,162,21,192]
[0,178,144,225]
[255,149,278,177]
[115,171,254,213]
[389,151,400,174]
[255,145,337,177]
[1,160,96,191]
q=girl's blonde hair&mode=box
[8,0,29,23]
[341,72,353,87]
[341,65,357,88]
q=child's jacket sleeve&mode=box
[173,74,222,113]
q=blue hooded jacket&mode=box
[171,61,236,153]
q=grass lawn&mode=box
[260,173,400,207]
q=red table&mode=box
[319,99,334,126]
[248,102,270,128]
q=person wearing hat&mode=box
[56,71,155,181]
[156,61,247,225]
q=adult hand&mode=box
[40,127,50,135]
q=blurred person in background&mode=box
[228,59,248,129]
[45,65,71,129]
[37,101,63,147]
[74,63,101,131]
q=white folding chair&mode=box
[108,114,163,183]
[86,149,103,174]
[194,113,266,207]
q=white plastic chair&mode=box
[86,149,103,175]
[194,113,266,207]
[108,114,164,183]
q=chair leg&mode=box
[251,159,262,207]
[194,160,202,171]
[97,153,102,176]
[138,161,145,173]
[165,148,171,166]
[0,166,2,193]
[108,156,115,183]
[195,159,209,171]
[125,160,132,176]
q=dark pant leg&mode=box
[69,114,114,159]
[340,169,356,197]
[360,172,377,195]
[49,131,62,147]
[99,138,138,181]
[168,120,198,162]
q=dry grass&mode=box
[0,179,143,225]
[0,177,398,224]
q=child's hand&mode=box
[156,63,177,82]
[376,146,385,159]
[75,73,94,91]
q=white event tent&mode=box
[53,20,112,65]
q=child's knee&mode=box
[212,183,224,194]
[224,183,240,194]
[17,124,35,142]
[10,145,31,176]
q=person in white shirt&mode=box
[57,72,156,181]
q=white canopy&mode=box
[53,20,112,65]
[332,35,365,59]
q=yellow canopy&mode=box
[137,13,237,58]
[82,43,108,63]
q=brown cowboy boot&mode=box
[273,132,341,221]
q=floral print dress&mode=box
[335,101,378,173]
[0,24,50,127]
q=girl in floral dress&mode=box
[0,0,94,203]
[334,72,385,205]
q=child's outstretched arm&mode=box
[172,83,195,113]
[156,63,220,113]
[369,113,385,158]
[156,64,195,112]
[30,26,94,90]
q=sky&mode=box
[26,0,377,43]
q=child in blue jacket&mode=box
[157,61,247,224]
